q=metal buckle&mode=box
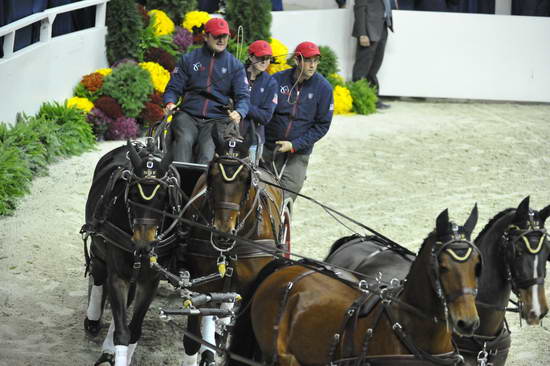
[225,266,234,278]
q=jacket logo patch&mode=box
[221,67,227,74]
[308,93,314,99]
[260,88,264,93]
[272,93,278,104]
[172,66,179,74]
[193,62,202,71]
[280,85,290,95]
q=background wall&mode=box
[271,8,550,102]
[0,27,108,124]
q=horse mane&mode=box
[475,208,516,245]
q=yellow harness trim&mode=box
[218,262,227,277]
[523,235,545,254]
[218,163,243,182]
[137,183,161,201]
[446,247,473,261]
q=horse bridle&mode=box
[122,160,183,250]
[431,223,482,321]
[501,213,548,293]
[208,155,262,252]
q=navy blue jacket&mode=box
[163,45,250,119]
[265,68,334,155]
[241,70,278,145]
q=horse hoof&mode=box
[84,317,101,337]
[94,352,115,366]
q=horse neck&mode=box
[474,212,515,336]
[397,237,453,354]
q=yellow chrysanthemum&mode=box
[139,62,170,93]
[182,11,211,32]
[267,62,291,75]
[148,9,175,36]
[95,68,112,76]
[66,97,94,113]
[333,85,353,114]
[270,38,289,65]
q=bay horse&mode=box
[180,122,287,366]
[82,139,185,366]
[230,207,481,366]
[453,196,550,366]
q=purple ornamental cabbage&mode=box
[105,116,139,140]
[87,108,114,140]
[173,27,193,52]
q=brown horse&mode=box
[230,207,481,366]
[180,130,289,365]
[453,196,550,366]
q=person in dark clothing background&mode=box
[242,40,279,165]
[263,41,334,202]
[163,18,250,164]
[352,0,394,110]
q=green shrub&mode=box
[36,102,96,156]
[0,142,33,216]
[326,74,345,88]
[102,63,154,118]
[73,83,100,102]
[226,38,249,63]
[317,45,339,79]
[137,19,179,60]
[106,0,144,65]
[346,79,378,115]
[1,115,48,175]
[225,0,271,44]
[146,0,197,25]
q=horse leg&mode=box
[85,254,108,336]
[126,278,160,365]
[107,273,131,366]
[182,316,201,366]
[198,315,216,366]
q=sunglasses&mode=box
[253,56,272,63]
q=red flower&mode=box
[149,92,163,106]
[137,4,150,27]
[144,47,176,72]
[140,102,164,125]
[94,96,124,119]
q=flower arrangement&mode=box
[139,61,170,93]
[182,11,210,33]
[66,97,94,113]
[173,26,193,52]
[95,68,112,77]
[144,47,176,72]
[333,85,353,114]
[267,62,292,75]
[327,73,345,88]
[270,38,288,65]
[137,4,150,27]
[149,91,163,106]
[148,9,175,36]
[140,102,164,125]
[105,116,140,140]
[346,79,378,115]
[81,72,104,92]
[94,96,124,119]
[87,107,113,138]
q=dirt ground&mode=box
[1,100,549,365]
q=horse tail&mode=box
[324,233,364,260]
[229,259,290,365]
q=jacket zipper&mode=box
[202,52,216,117]
[284,87,301,138]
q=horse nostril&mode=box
[540,309,548,319]
[230,229,237,236]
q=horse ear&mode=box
[513,196,530,224]
[436,209,450,238]
[463,203,478,238]
[539,204,550,227]
[127,140,142,169]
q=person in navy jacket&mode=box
[263,41,334,202]
[163,17,250,164]
[241,40,279,164]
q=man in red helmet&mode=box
[263,41,334,202]
[241,40,279,164]
[163,17,250,164]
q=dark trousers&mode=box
[170,112,215,164]
[262,147,310,202]
[352,26,388,94]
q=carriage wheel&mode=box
[281,200,292,259]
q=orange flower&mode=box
[81,72,104,92]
